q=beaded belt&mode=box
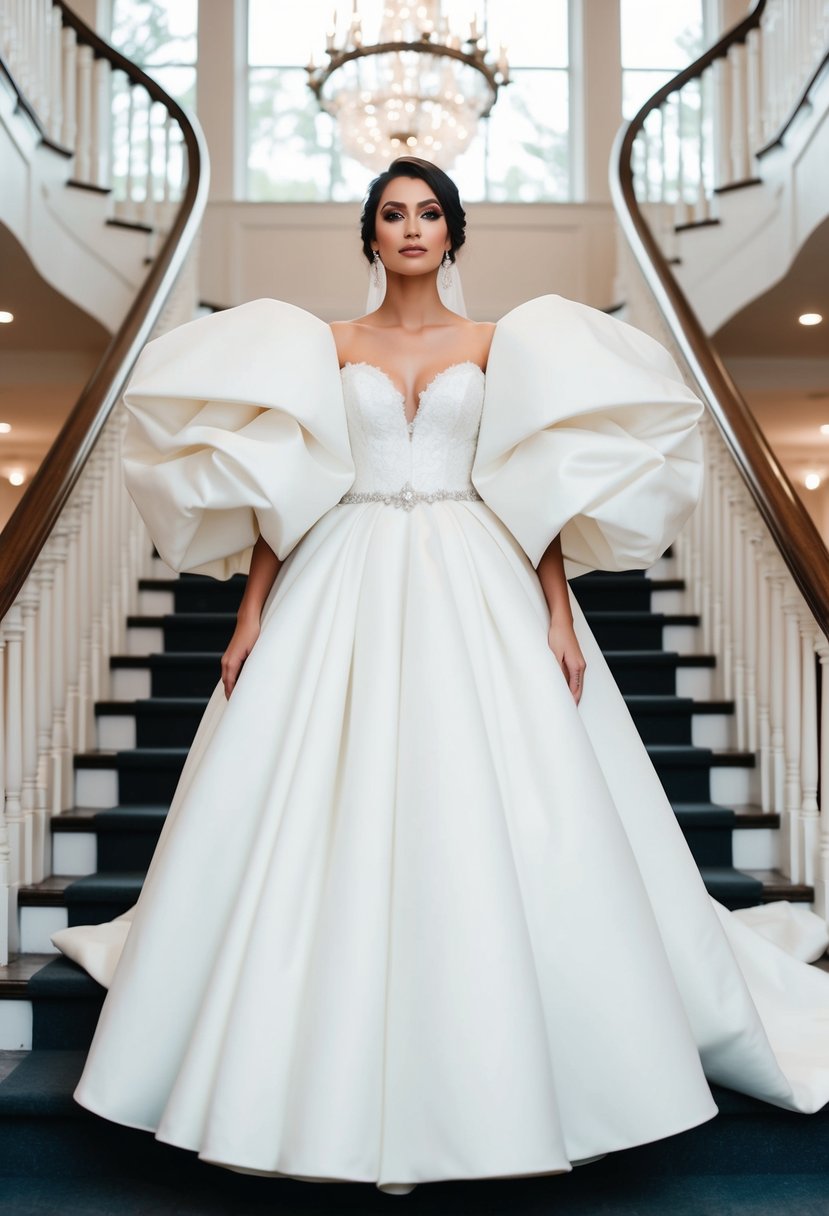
[339,479,483,511]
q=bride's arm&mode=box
[220,533,283,699]
[537,535,587,704]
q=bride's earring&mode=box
[441,251,453,289]
[371,250,382,287]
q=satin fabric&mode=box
[51,296,829,1192]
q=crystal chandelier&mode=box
[306,2,510,172]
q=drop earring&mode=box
[440,251,453,290]
[371,250,382,287]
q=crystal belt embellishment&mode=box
[339,480,483,510]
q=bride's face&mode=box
[372,176,451,279]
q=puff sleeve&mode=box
[121,298,355,580]
[470,294,705,579]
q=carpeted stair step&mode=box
[62,872,144,926]
[672,802,737,866]
[624,695,734,744]
[604,651,715,695]
[138,573,247,614]
[96,698,209,747]
[92,804,168,871]
[27,958,106,1050]
[645,744,755,802]
[570,572,686,611]
[75,749,188,804]
[128,612,237,653]
[3,1049,829,1189]
[697,866,765,909]
[580,611,700,650]
[111,653,221,697]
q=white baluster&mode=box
[769,566,786,815]
[799,611,820,886]
[48,4,63,144]
[745,26,761,162]
[712,55,731,189]
[19,576,42,884]
[75,41,93,181]
[34,553,56,875]
[49,528,73,814]
[782,586,803,881]
[61,23,77,151]
[756,545,773,811]
[92,54,111,188]
[4,604,28,914]
[728,40,748,183]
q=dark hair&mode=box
[359,156,466,266]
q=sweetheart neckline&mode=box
[340,360,485,429]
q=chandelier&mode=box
[306,2,510,172]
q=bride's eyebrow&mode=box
[381,198,441,208]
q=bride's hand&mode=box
[221,613,261,700]
[547,618,586,704]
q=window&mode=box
[108,0,198,204]
[246,0,569,202]
[620,0,705,121]
[111,0,198,110]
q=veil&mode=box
[365,258,468,317]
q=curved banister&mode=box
[609,0,829,638]
[0,1,209,620]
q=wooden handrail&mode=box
[0,2,209,621]
[609,0,829,637]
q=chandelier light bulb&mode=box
[804,472,821,489]
[799,313,823,326]
[8,468,25,486]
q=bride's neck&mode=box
[375,270,452,330]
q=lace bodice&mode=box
[340,361,485,494]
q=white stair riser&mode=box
[127,627,164,655]
[710,765,759,806]
[691,713,735,749]
[647,556,677,579]
[651,590,686,612]
[733,827,780,870]
[111,667,152,699]
[19,906,66,954]
[662,625,698,655]
[75,768,119,809]
[676,667,715,699]
[0,1000,32,1050]
[52,832,97,877]
[138,589,175,614]
[97,715,137,750]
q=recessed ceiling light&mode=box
[0,311,13,324]
[799,312,823,326]
[0,422,10,433]
[8,469,25,486]
[805,472,822,489]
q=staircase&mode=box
[0,545,825,1208]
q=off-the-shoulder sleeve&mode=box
[470,294,705,578]
[121,298,355,580]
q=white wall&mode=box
[201,201,619,319]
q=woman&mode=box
[53,156,829,1196]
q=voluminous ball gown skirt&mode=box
[52,296,829,1192]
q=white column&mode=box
[568,0,622,203]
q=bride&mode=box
[53,155,829,1196]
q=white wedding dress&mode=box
[52,294,829,1193]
